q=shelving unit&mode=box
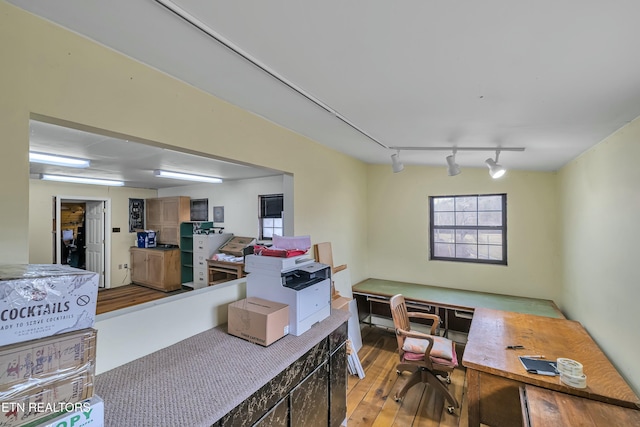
[179,221,213,285]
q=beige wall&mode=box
[0,2,368,285]
[28,179,157,286]
[366,165,561,301]
[559,116,640,394]
[0,1,368,368]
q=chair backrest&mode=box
[390,294,410,355]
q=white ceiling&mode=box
[29,120,283,188]
[11,0,640,182]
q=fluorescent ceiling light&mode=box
[40,174,124,186]
[29,152,90,168]
[154,169,222,184]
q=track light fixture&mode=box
[388,146,523,177]
[391,151,404,173]
[485,150,506,179]
[445,150,461,176]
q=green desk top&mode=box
[353,278,564,319]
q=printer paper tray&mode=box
[283,277,325,291]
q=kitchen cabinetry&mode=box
[130,247,181,292]
[145,196,190,245]
[290,362,329,427]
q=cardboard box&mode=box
[0,371,93,427]
[228,297,289,346]
[0,328,96,390]
[0,265,99,346]
[21,395,104,427]
[136,230,156,248]
[219,236,256,257]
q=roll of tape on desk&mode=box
[560,372,587,388]
[556,358,583,376]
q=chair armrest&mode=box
[333,264,347,274]
[396,327,435,343]
[407,311,440,335]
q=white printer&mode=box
[245,254,331,336]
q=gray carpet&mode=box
[95,310,350,427]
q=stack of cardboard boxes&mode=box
[0,265,103,427]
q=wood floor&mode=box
[348,325,469,427]
[96,284,191,314]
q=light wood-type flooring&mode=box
[96,284,190,314]
[349,325,470,427]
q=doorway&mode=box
[54,196,111,288]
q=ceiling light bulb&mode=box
[485,158,506,179]
[29,152,90,168]
[391,152,404,173]
[446,154,461,176]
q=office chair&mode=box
[390,294,460,414]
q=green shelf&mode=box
[180,221,214,284]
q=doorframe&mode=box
[55,195,112,288]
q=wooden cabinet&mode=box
[145,196,190,245]
[130,248,181,292]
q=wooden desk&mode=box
[352,278,564,318]
[207,259,245,285]
[521,384,640,427]
[352,279,564,339]
[463,308,640,427]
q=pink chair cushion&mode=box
[402,335,458,368]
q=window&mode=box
[429,194,507,265]
[259,194,283,240]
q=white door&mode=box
[85,201,105,287]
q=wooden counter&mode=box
[95,310,350,427]
[129,247,181,292]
